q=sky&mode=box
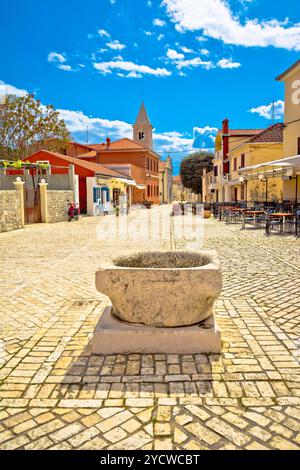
[0,0,299,174]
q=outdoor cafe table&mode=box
[268,213,295,234]
[242,211,265,228]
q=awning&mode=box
[239,154,300,174]
[135,184,146,190]
[228,179,241,186]
[116,178,136,186]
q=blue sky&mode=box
[0,0,299,174]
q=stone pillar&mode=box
[13,178,25,227]
[39,180,48,223]
[68,164,75,190]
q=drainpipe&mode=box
[222,118,229,176]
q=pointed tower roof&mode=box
[134,102,153,128]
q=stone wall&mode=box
[47,190,74,223]
[0,190,22,233]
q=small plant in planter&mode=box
[113,203,120,217]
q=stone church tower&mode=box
[133,102,153,150]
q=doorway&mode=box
[79,177,87,213]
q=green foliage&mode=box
[180,152,214,194]
[0,94,70,160]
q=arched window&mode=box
[139,131,145,140]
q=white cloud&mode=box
[106,40,126,50]
[157,34,165,41]
[193,126,218,149]
[98,29,110,38]
[200,48,209,56]
[153,18,166,27]
[145,31,153,36]
[47,52,76,72]
[62,109,199,156]
[57,108,132,141]
[166,48,185,60]
[47,52,66,64]
[181,46,194,53]
[154,131,194,155]
[147,1,152,7]
[127,71,143,79]
[217,58,241,69]
[0,80,28,99]
[93,59,171,78]
[162,0,300,50]
[249,100,285,120]
[57,64,75,72]
[175,57,214,70]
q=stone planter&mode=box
[95,251,222,327]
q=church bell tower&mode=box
[133,101,153,150]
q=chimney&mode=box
[222,118,230,175]
[106,137,111,150]
[222,118,229,135]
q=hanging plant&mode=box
[0,160,49,170]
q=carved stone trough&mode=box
[92,251,222,354]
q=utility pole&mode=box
[271,99,275,125]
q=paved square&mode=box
[0,207,300,450]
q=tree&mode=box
[180,152,214,195]
[0,94,70,160]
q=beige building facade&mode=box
[236,61,300,204]
[276,60,300,159]
[229,124,284,203]
[210,119,263,203]
[276,61,300,202]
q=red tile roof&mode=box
[25,150,129,179]
[90,138,145,151]
[217,129,263,136]
[76,150,97,158]
[248,123,284,143]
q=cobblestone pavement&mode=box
[0,207,300,450]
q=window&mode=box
[139,131,145,140]
[241,184,244,201]
[234,158,237,171]
[240,153,245,168]
[146,157,149,169]
[214,166,218,177]
[147,186,150,197]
